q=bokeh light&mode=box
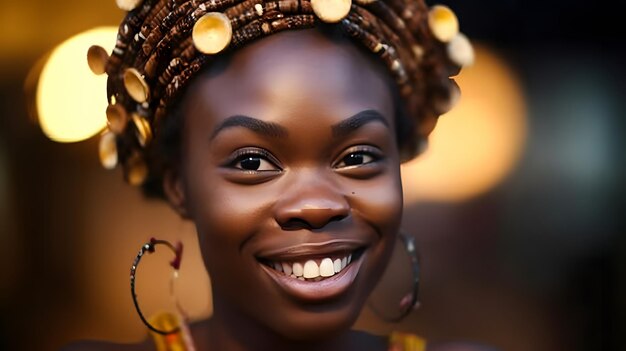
[402,45,527,203]
[36,27,117,142]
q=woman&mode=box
[69,0,481,350]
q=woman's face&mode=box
[170,29,403,340]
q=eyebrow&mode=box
[332,110,390,139]
[210,115,288,140]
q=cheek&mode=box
[347,172,403,235]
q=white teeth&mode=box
[282,263,292,275]
[268,252,357,281]
[333,259,342,273]
[319,258,335,277]
[274,262,283,272]
[293,262,304,277]
[303,260,320,279]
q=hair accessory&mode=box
[87,45,110,75]
[116,0,144,11]
[311,0,353,23]
[130,238,184,335]
[132,114,153,147]
[106,104,130,134]
[125,152,149,186]
[90,0,472,190]
[124,68,150,103]
[99,131,118,170]
[447,32,474,67]
[192,12,233,55]
[427,5,459,43]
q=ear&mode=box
[163,170,191,219]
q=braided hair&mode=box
[90,0,473,197]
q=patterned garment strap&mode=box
[389,331,427,351]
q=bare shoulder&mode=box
[60,339,153,351]
[427,342,499,351]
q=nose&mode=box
[274,176,350,231]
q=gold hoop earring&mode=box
[368,232,420,322]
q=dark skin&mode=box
[165,29,401,350]
[64,30,492,351]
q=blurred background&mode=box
[0,0,624,350]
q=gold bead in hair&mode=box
[116,0,144,12]
[124,68,150,103]
[428,5,459,43]
[106,104,130,134]
[192,12,233,55]
[132,113,153,147]
[99,131,118,170]
[125,152,148,186]
[87,45,109,75]
[447,33,474,67]
[311,0,353,23]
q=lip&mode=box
[255,239,366,261]
[259,251,366,302]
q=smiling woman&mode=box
[62,0,479,350]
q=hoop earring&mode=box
[130,237,184,335]
[368,232,420,322]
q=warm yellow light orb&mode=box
[402,45,527,203]
[36,27,117,142]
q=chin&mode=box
[266,296,366,342]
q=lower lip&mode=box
[259,255,365,302]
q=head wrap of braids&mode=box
[91,0,474,197]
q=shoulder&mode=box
[427,342,499,351]
[60,339,153,351]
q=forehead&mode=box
[181,28,395,128]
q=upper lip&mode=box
[255,238,367,261]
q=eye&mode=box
[235,156,277,171]
[334,147,382,169]
[227,148,281,172]
[338,153,375,167]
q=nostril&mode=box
[329,215,347,223]
[281,218,312,231]
[280,213,348,231]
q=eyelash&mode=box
[334,146,384,169]
[224,147,282,172]
[223,145,383,174]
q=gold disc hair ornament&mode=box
[116,0,144,11]
[192,12,233,55]
[125,152,149,186]
[427,5,459,43]
[311,0,353,23]
[106,104,130,134]
[87,45,110,75]
[132,114,153,147]
[89,0,473,190]
[130,238,184,335]
[447,33,475,67]
[99,131,118,170]
[124,68,150,103]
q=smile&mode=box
[260,251,361,281]
[256,243,367,302]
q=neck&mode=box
[193,296,386,351]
